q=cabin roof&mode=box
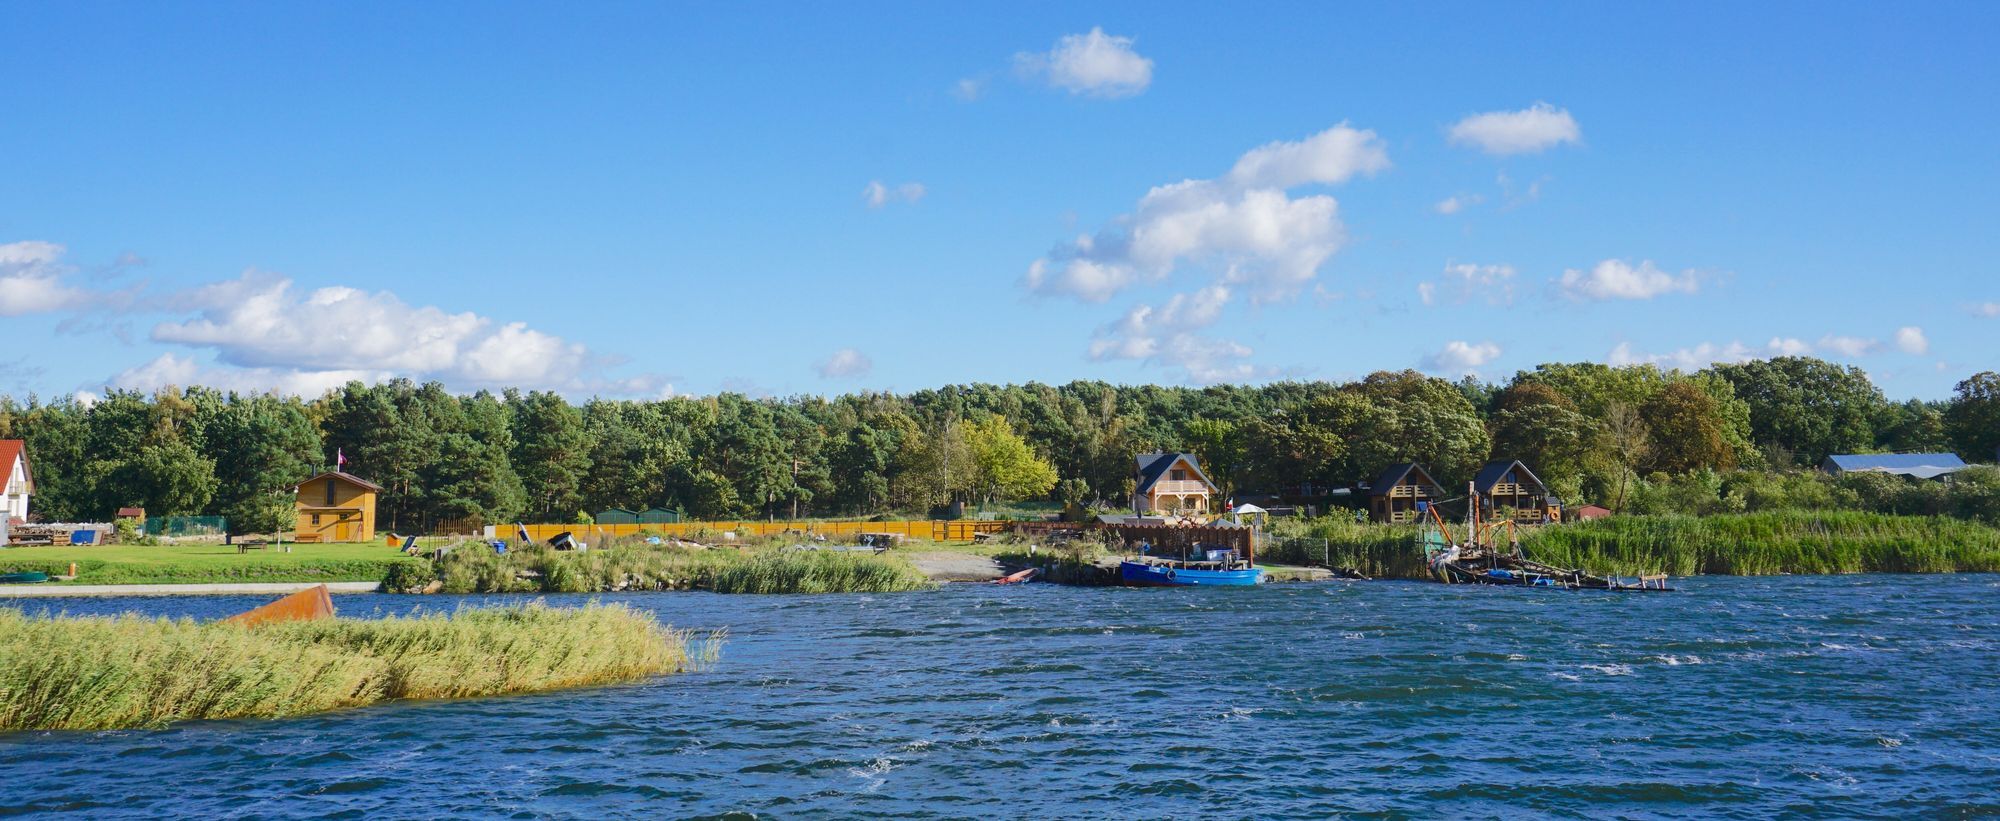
[1474,459,1547,495]
[1134,452,1217,494]
[1823,453,1967,478]
[1369,462,1440,496]
[0,440,26,491]
[301,470,384,493]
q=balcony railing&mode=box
[1148,480,1211,495]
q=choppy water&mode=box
[4,575,2000,818]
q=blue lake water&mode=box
[3,575,1999,818]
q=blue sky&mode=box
[4,2,1996,401]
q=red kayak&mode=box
[994,567,1040,585]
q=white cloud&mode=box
[1419,262,1515,306]
[814,348,873,379]
[863,180,926,208]
[1434,194,1482,215]
[1448,102,1582,155]
[951,77,984,101]
[1422,340,1502,374]
[1557,259,1700,301]
[1894,326,1929,355]
[1088,286,1257,383]
[1972,302,2000,318]
[147,270,637,392]
[1025,124,1388,305]
[105,352,387,398]
[1816,334,1880,357]
[0,240,90,316]
[1015,27,1153,98]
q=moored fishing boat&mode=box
[1118,560,1262,586]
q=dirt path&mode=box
[906,551,1004,582]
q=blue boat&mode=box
[1119,560,1263,587]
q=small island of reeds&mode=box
[0,602,715,732]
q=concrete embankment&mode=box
[0,581,383,598]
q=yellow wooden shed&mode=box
[294,471,382,543]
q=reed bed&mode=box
[414,544,933,595]
[1518,512,2000,577]
[0,602,712,732]
[1281,512,2000,579]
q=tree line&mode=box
[3,357,1997,533]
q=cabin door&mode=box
[332,515,354,542]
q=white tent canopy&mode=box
[1233,503,1268,515]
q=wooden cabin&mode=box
[1369,462,1443,524]
[1473,460,1557,524]
[1132,452,1217,517]
[294,471,382,543]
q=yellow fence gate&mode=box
[514,519,1006,544]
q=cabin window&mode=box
[1171,469,1187,481]
[325,479,336,506]
[311,514,321,526]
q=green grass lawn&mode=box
[0,542,417,586]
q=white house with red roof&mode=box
[0,440,30,524]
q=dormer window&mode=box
[1171,469,1186,481]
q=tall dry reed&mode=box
[0,602,712,732]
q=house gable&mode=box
[1134,452,1217,495]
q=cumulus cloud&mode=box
[1607,339,1799,371]
[0,240,91,316]
[1433,194,1482,215]
[863,180,926,208]
[1556,259,1700,301]
[1015,27,1153,98]
[1025,124,1389,305]
[1894,326,1929,355]
[1448,102,1582,155]
[1421,340,1502,374]
[106,352,388,398]
[814,348,874,379]
[147,271,633,392]
[1816,334,1880,358]
[1088,289,1257,384]
[1419,262,1515,306]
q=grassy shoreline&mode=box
[0,602,712,732]
[1264,511,2000,579]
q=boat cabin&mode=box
[1474,459,1557,524]
[1369,462,1442,524]
[1132,452,1217,517]
[294,471,382,543]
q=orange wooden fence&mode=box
[513,519,1006,543]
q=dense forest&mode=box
[3,357,1998,533]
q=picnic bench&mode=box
[237,539,269,554]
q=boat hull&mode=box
[1119,561,1262,587]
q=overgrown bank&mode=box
[392,543,934,595]
[1264,512,2000,579]
[0,603,714,732]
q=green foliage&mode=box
[5,356,1990,533]
[110,518,154,546]
[962,415,1059,506]
[0,603,704,731]
[1712,357,1884,465]
[1945,372,2000,463]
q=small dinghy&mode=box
[994,567,1040,585]
[0,571,49,584]
[224,584,336,625]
